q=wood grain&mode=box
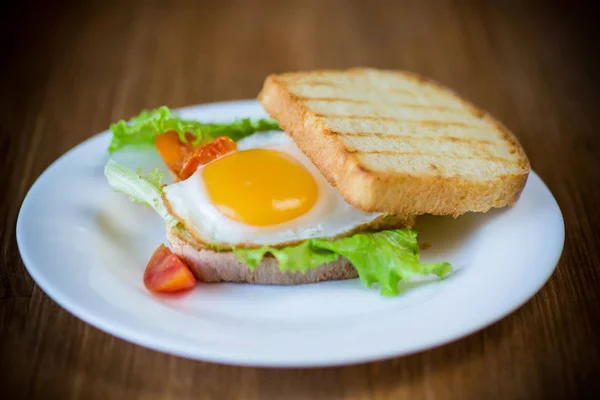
[1,0,599,398]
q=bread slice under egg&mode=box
[167,226,358,284]
[165,214,414,284]
[258,68,531,217]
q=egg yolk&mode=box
[202,149,318,226]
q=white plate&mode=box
[16,100,564,367]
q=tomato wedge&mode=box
[143,244,196,293]
[179,136,237,179]
[154,131,196,176]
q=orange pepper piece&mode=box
[155,131,196,176]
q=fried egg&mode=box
[163,131,384,246]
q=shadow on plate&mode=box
[413,208,507,271]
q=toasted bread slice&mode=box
[167,226,358,284]
[258,68,530,217]
[164,211,414,284]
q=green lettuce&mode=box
[104,159,179,227]
[108,106,279,153]
[235,241,340,274]
[235,230,452,296]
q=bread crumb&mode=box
[420,243,432,250]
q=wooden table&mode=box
[1,0,599,398]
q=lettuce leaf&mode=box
[108,106,279,153]
[104,159,179,227]
[234,241,340,274]
[235,230,452,296]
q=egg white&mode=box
[163,131,383,246]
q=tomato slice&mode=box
[155,131,196,176]
[179,136,237,179]
[143,244,196,293]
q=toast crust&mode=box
[258,68,530,217]
[166,226,358,284]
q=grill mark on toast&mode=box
[334,131,496,145]
[318,114,482,128]
[348,150,514,164]
[285,80,421,95]
[295,96,461,111]
[287,80,340,88]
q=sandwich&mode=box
[104,68,530,296]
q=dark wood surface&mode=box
[1,0,599,398]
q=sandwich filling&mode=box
[104,106,452,295]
